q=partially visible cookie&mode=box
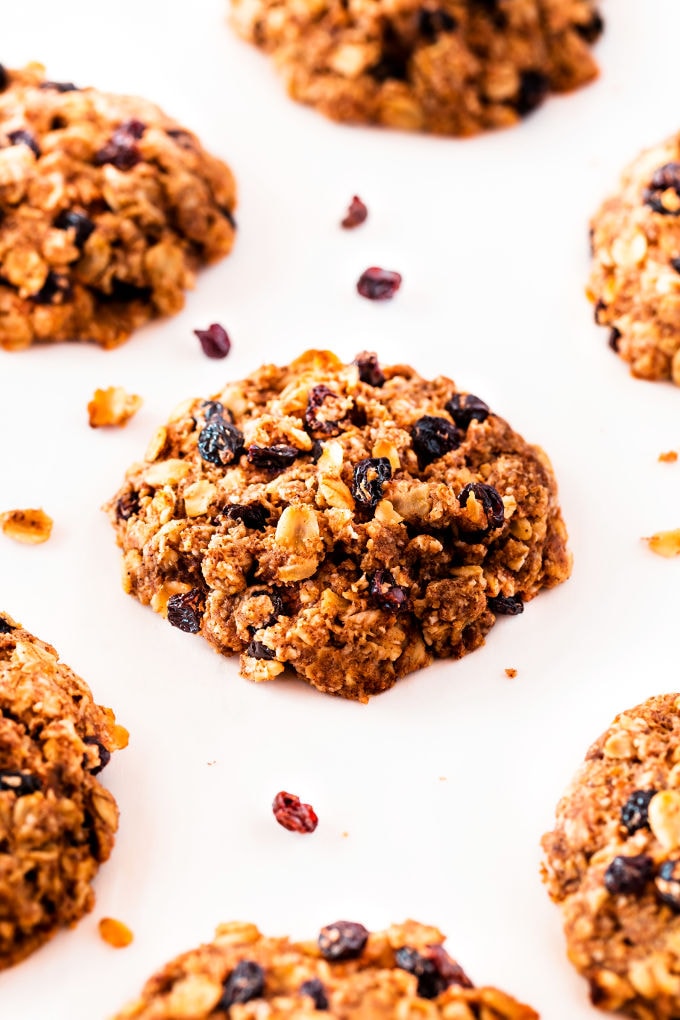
[230,0,602,136]
[589,136,680,385]
[112,918,538,1018]
[0,611,126,968]
[542,694,680,1018]
[0,63,236,350]
[105,349,571,701]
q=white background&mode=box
[1,2,680,1017]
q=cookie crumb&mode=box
[0,508,53,544]
[659,451,678,463]
[644,529,680,557]
[341,196,368,229]
[98,917,134,949]
[88,387,143,428]
[505,667,518,679]
[272,791,319,833]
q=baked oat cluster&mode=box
[106,349,571,701]
[0,63,236,350]
[542,694,680,1019]
[0,612,126,969]
[589,134,680,385]
[230,0,602,136]
[112,918,538,1018]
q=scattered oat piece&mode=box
[88,387,143,428]
[194,323,231,359]
[644,529,680,557]
[98,917,134,949]
[659,450,678,463]
[272,791,318,833]
[0,508,53,544]
[341,196,368,229]
[357,267,402,301]
[505,668,518,679]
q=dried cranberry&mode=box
[31,271,71,305]
[0,617,14,634]
[368,569,409,612]
[515,70,550,116]
[487,593,524,615]
[411,416,460,468]
[245,640,276,660]
[575,11,604,43]
[194,323,231,359]
[341,196,368,229]
[318,922,369,961]
[671,257,680,274]
[644,163,680,215]
[167,588,204,633]
[604,854,654,895]
[40,80,79,92]
[394,945,471,999]
[54,209,95,248]
[305,385,343,437]
[198,420,244,466]
[219,961,265,1007]
[300,978,329,1009]
[272,791,319,833]
[445,393,489,431]
[418,8,457,38]
[116,491,140,521]
[0,771,41,796]
[247,445,299,473]
[224,503,269,530]
[94,119,146,171]
[357,267,402,301]
[352,457,392,511]
[354,351,385,387]
[0,65,7,92]
[608,327,622,352]
[655,858,680,910]
[8,129,41,158]
[83,737,111,775]
[458,482,505,530]
[621,790,657,835]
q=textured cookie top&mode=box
[542,694,680,1018]
[112,918,538,1018]
[106,350,570,701]
[0,63,236,349]
[589,135,680,385]
[0,612,125,968]
[231,0,602,135]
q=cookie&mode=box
[541,694,680,1018]
[589,137,680,385]
[230,0,602,136]
[112,918,538,1018]
[105,349,571,701]
[0,611,126,968]
[0,63,236,350]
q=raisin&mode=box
[352,457,392,511]
[305,385,343,437]
[310,440,324,463]
[54,209,95,248]
[167,588,203,633]
[411,416,460,468]
[219,961,265,1008]
[368,569,409,612]
[357,267,402,300]
[0,617,14,633]
[604,854,654,895]
[341,196,368,229]
[621,789,657,835]
[608,327,622,352]
[198,420,244,466]
[354,351,385,387]
[116,491,140,521]
[31,271,72,305]
[40,80,79,92]
[394,945,471,999]
[94,119,146,171]
[515,70,550,116]
[644,163,680,215]
[445,393,489,431]
[83,737,111,775]
[247,445,299,472]
[458,482,505,530]
[426,945,474,990]
[245,640,276,660]
[272,791,319,833]
[318,922,369,961]
[488,593,524,615]
[418,8,457,39]
[107,279,152,303]
[300,978,329,1009]
[0,65,7,92]
[671,257,680,274]
[193,323,231,359]
[575,11,604,43]
[224,503,269,530]
[221,206,237,229]
[0,771,41,796]
[201,400,230,421]
[655,858,680,910]
[245,589,284,627]
[8,129,41,158]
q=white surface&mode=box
[1,2,680,1017]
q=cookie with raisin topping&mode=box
[105,349,570,701]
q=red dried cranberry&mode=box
[31,271,71,305]
[655,858,680,910]
[300,978,329,1009]
[219,961,265,1007]
[458,482,505,530]
[0,771,41,796]
[198,420,244,466]
[272,791,319,833]
[116,491,140,521]
[247,445,299,472]
[245,640,276,660]
[354,351,385,387]
[94,119,146,171]
[341,196,368,229]
[621,790,656,835]
[515,71,549,116]
[604,854,654,895]
[305,385,343,437]
[8,129,41,158]
[194,323,231,359]
[368,569,409,612]
[54,209,95,248]
[394,945,471,999]
[224,503,269,530]
[318,922,368,961]
[411,416,460,468]
[352,457,392,512]
[167,588,204,633]
[83,737,111,775]
[357,267,402,300]
[487,593,523,615]
[445,393,489,431]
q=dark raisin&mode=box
[394,945,471,999]
[245,640,276,660]
[245,589,284,627]
[318,922,369,961]
[166,128,195,148]
[357,267,402,300]
[445,393,489,431]
[201,400,231,421]
[418,8,457,39]
[107,279,152,303]
[621,790,657,835]
[116,491,140,521]
[354,351,385,387]
[604,854,654,895]
[644,163,680,215]
[40,80,79,92]
[369,25,410,82]
[608,327,622,352]
[305,384,343,437]
[82,737,111,775]
[224,503,269,530]
[272,791,319,833]
[8,129,41,158]
[300,978,329,1009]
[219,961,265,1008]
[0,617,14,633]
[197,420,244,466]
[487,593,524,615]
[167,588,203,634]
[368,569,409,612]
[221,206,237,229]
[341,196,368,229]
[458,482,505,530]
[671,258,680,274]
[193,323,231,359]
[593,298,607,324]
[31,271,72,305]
[425,945,474,990]
[352,457,392,512]
[0,771,41,796]
[575,11,604,42]
[247,445,299,473]
[0,65,7,92]
[94,119,146,171]
[310,440,324,463]
[655,858,680,910]
[515,70,550,116]
[411,416,460,468]
[54,209,95,248]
